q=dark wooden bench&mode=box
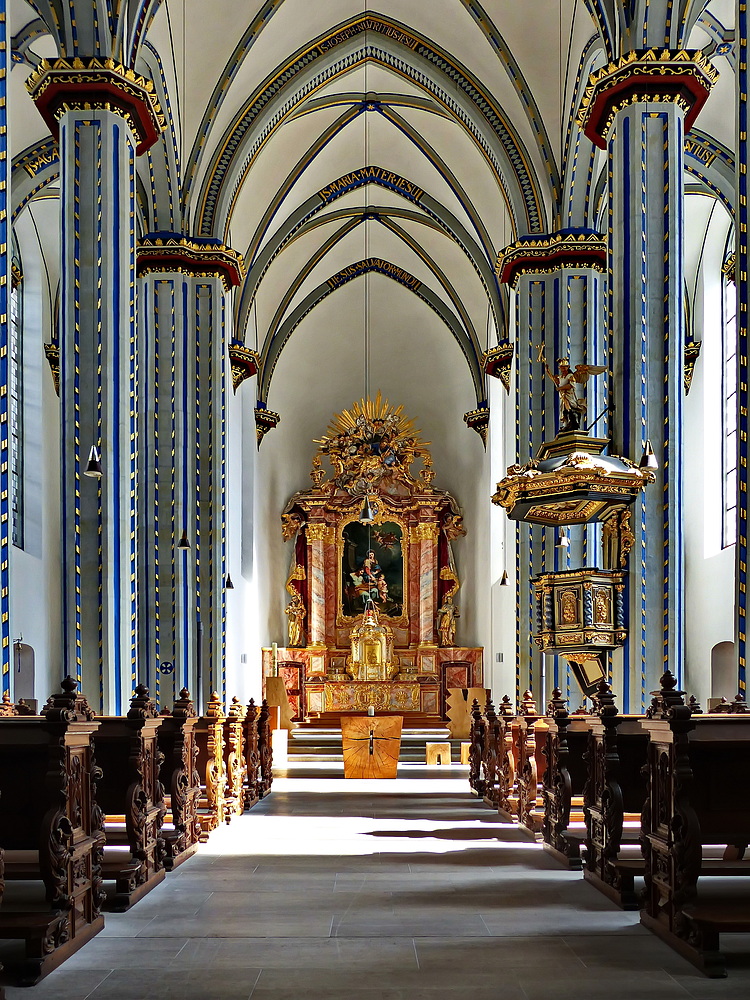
[257,699,273,798]
[194,692,227,838]
[243,698,261,808]
[468,698,486,796]
[640,673,750,977]
[542,691,595,869]
[224,697,247,818]
[93,685,166,911]
[156,689,201,870]
[0,678,104,985]
[515,692,548,834]
[582,681,650,909]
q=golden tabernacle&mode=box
[262,396,483,727]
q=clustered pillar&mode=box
[498,232,607,702]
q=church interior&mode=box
[1,0,750,995]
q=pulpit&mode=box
[263,395,483,725]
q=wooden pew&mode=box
[541,690,595,869]
[497,696,518,817]
[244,698,261,808]
[0,678,104,985]
[640,673,750,977]
[468,699,486,796]
[224,697,248,818]
[481,698,501,807]
[515,691,549,833]
[194,692,227,838]
[481,696,514,809]
[93,685,166,911]
[157,689,202,870]
[582,681,650,909]
[257,698,274,798]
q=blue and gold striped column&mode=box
[27,59,164,710]
[137,235,243,711]
[579,50,717,709]
[497,231,606,704]
[737,4,748,698]
[0,6,10,694]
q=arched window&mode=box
[722,251,737,548]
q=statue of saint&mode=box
[436,596,460,647]
[285,594,306,647]
[538,348,606,432]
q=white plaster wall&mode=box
[683,196,735,704]
[252,274,492,676]
[10,200,62,703]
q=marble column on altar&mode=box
[306,522,328,648]
[412,521,439,652]
[578,49,716,709]
[497,232,607,701]
[26,59,163,711]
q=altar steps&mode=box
[287,727,466,764]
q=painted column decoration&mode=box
[136,234,243,711]
[578,50,717,709]
[737,5,748,698]
[0,7,9,693]
[497,231,607,701]
[26,59,164,711]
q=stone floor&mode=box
[6,765,750,999]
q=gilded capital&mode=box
[137,234,245,290]
[577,49,718,148]
[306,523,332,542]
[409,522,439,543]
[496,231,606,287]
[26,57,165,155]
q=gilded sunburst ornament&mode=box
[313,393,431,494]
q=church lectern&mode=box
[341,715,403,779]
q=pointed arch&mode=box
[192,13,546,238]
[259,259,485,404]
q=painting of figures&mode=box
[341,520,404,618]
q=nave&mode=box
[7,769,749,1000]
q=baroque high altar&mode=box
[262,396,483,725]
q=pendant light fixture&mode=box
[84,444,103,478]
[177,528,190,550]
[639,439,658,471]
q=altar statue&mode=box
[437,596,460,647]
[538,347,606,432]
[285,592,306,647]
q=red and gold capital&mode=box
[26,57,166,155]
[576,49,718,149]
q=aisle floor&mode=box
[7,766,750,999]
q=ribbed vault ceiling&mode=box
[8,0,737,411]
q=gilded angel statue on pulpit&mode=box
[538,346,606,432]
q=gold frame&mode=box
[336,506,409,628]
